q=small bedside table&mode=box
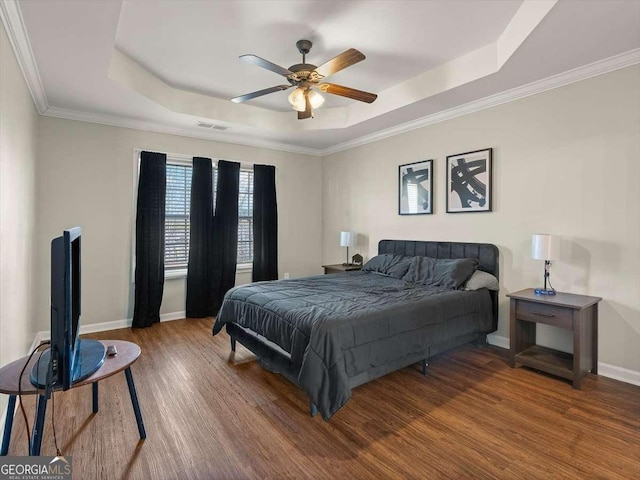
[508,288,602,389]
[322,264,362,274]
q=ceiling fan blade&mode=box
[231,85,291,103]
[314,48,365,78]
[239,54,293,77]
[298,94,312,119]
[318,83,377,103]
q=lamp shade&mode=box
[307,89,324,109]
[340,231,355,247]
[288,88,306,111]
[532,234,561,260]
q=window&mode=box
[165,164,192,269]
[164,161,253,272]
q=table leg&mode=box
[31,386,50,456]
[92,382,99,414]
[124,367,146,439]
[592,305,599,374]
[1,395,16,456]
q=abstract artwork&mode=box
[446,148,493,213]
[399,160,433,215]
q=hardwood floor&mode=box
[4,318,639,479]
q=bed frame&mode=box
[226,240,499,418]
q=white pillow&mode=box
[464,270,499,291]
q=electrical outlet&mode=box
[283,273,290,279]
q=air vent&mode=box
[197,121,229,131]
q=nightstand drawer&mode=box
[517,301,572,329]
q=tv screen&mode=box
[31,227,105,390]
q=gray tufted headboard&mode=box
[378,240,499,333]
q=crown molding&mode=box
[0,0,48,114]
[42,107,323,157]
[319,48,640,156]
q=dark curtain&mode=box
[252,164,278,282]
[186,157,215,317]
[133,151,166,328]
[211,160,240,314]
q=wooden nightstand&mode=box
[508,288,601,389]
[322,264,362,274]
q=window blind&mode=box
[165,163,253,269]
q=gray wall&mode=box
[322,66,640,373]
[0,23,39,416]
[33,117,323,331]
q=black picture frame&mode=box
[446,148,493,213]
[399,160,433,215]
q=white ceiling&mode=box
[115,0,522,111]
[5,0,640,155]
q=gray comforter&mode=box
[213,271,492,419]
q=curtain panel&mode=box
[186,157,215,317]
[252,164,278,282]
[132,151,166,328]
[211,159,240,314]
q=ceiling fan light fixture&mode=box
[308,89,324,109]
[288,87,306,111]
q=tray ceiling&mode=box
[5,0,640,154]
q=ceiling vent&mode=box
[197,121,229,131]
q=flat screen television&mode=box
[31,227,106,390]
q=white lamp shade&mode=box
[288,88,306,112]
[532,234,561,260]
[307,89,325,109]
[340,231,355,247]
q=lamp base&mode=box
[534,288,556,295]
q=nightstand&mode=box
[508,288,601,389]
[322,264,362,274]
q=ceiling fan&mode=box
[231,40,377,120]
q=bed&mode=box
[213,240,499,420]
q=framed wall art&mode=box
[446,148,493,213]
[399,160,433,215]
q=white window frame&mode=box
[132,149,254,281]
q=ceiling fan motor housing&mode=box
[287,63,322,85]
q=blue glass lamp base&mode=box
[30,339,106,388]
[534,288,557,295]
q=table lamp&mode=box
[340,231,355,266]
[532,234,561,295]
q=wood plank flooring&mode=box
[4,318,639,479]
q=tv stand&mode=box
[0,340,145,456]
[29,339,106,388]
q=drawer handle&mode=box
[532,311,555,318]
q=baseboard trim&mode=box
[0,312,187,439]
[32,311,186,341]
[486,334,639,386]
[597,362,640,387]
[487,333,510,350]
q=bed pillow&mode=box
[464,270,499,291]
[402,256,479,289]
[362,254,412,279]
